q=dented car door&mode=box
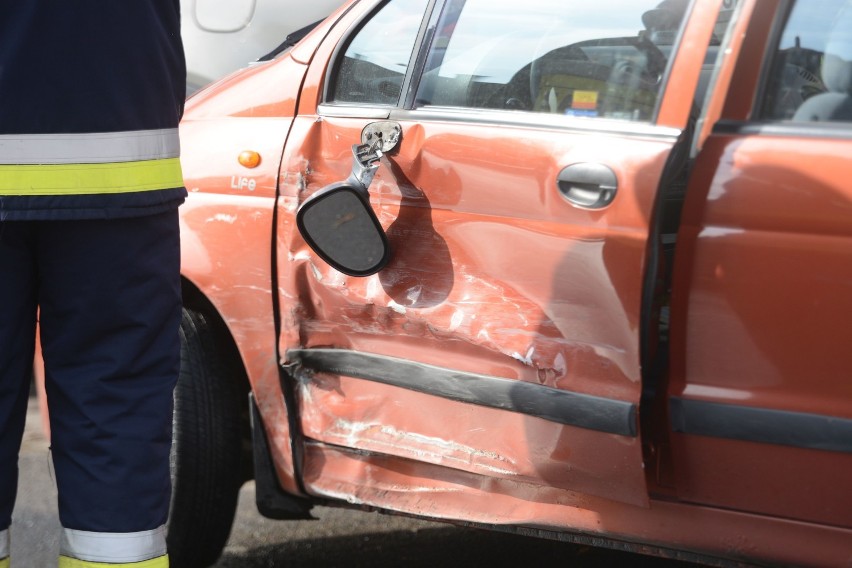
[276,0,724,515]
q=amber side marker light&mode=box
[238,151,261,168]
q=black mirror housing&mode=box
[296,183,391,277]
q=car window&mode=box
[330,0,430,105]
[413,0,690,122]
[761,0,852,122]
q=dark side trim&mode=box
[713,119,852,140]
[287,349,637,437]
[671,398,852,454]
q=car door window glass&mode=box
[414,0,690,121]
[330,0,429,105]
[761,0,852,122]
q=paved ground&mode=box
[10,396,62,565]
[12,396,698,567]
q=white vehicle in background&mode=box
[181,0,344,92]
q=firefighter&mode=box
[0,2,186,566]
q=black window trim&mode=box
[401,0,442,108]
[713,118,852,139]
[647,0,703,123]
[690,0,750,158]
[320,0,441,109]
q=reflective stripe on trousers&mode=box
[58,526,167,565]
[0,128,182,195]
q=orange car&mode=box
[169,0,852,565]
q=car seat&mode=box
[792,4,852,121]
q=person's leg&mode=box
[37,211,181,566]
[0,222,39,567]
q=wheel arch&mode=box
[181,275,315,518]
[181,276,255,483]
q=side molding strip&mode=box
[671,398,852,453]
[287,349,637,437]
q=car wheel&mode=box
[167,308,244,568]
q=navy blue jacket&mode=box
[0,1,187,220]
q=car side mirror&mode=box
[296,181,391,276]
[296,135,399,277]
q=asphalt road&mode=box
[13,396,699,568]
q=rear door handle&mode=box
[557,163,618,209]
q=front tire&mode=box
[167,308,244,568]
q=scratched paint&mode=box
[299,443,852,567]
[297,385,520,476]
[272,103,667,507]
[294,369,648,506]
[275,114,664,396]
[280,221,644,393]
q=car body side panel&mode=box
[179,191,292,489]
[179,54,309,494]
[669,133,852,528]
[301,443,852,567]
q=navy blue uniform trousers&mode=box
[0,210,180,532]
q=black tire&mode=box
[167,308,244,568]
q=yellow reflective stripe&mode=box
[58,554,168,568]
[0,158,183,195]
[0,557,7,568]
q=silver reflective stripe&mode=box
[0,129,180,165]
[60,526,166,563]
[0,528,8,557]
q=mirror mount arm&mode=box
[295,138,396,277]
[347,143,383,192]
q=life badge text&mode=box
[231,176,257,191]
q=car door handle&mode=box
[557,163,618,209]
